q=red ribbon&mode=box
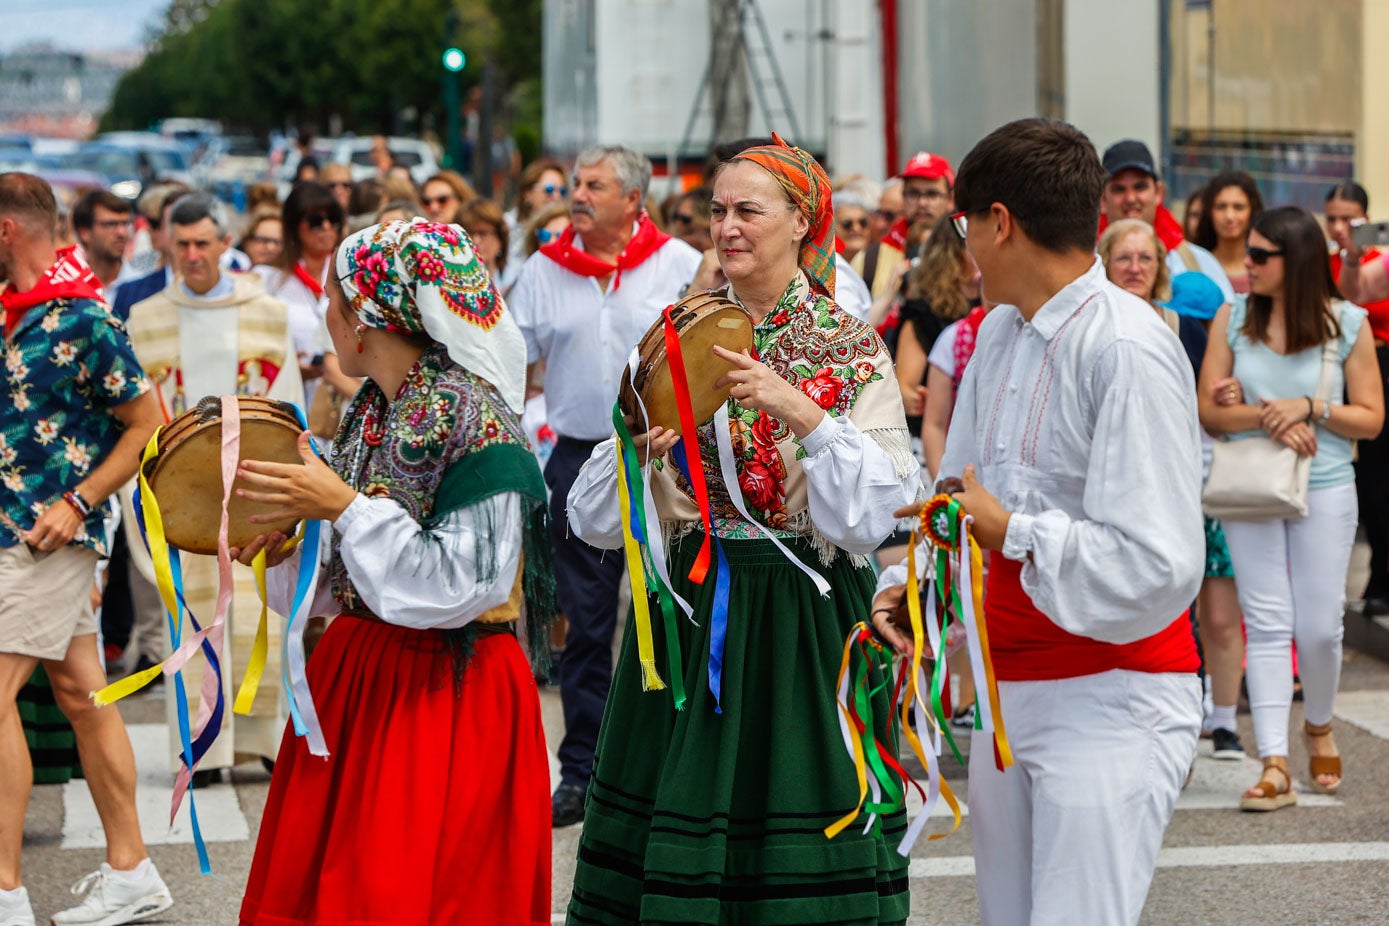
[662,305,713,584]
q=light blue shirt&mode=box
[1226,296,1366,489]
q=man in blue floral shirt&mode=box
[0,173,173,926]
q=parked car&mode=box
[68,138,194,201]
[331,136,439,187]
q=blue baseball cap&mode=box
[1159,271,1225,320]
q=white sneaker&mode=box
[0,886,36,926]
[50,863,173,926]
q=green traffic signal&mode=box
[442,47,466,72]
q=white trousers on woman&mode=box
[969,669,1201,926]
[1221,483,1359,757]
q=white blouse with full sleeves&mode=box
[566,410,917,556]
[263,492,522,631]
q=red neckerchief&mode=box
[539,212,670,292]
[881,217,910,252]
[2,245,106,336]
[292,260,325,299]
[834,236,846,255]
[1097,203,1185,252]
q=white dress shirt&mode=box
[507,232,703,441]
[936,258,1203,644]
[265,493,522,631]
[566,412,917,556]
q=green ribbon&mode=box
[612,402,686,711]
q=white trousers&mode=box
[969,669,1200,926]
[1221,483,1358,757]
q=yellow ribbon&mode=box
[824,624,872,840]
[967,533,1013,768]
[616,443,665,692]
[232,549,270,715]
[93,429,174,706]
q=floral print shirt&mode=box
[1,298,149,554]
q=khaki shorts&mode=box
[0,543,100,660]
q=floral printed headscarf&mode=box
[732,133,836,298]
[336,219,527,413]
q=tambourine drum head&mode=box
[621,294,753,435]
[146,406,304,555]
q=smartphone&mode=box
[1352,220,1389,248]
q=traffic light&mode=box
[442,47,466,72]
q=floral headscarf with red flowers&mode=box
[335,219,527,413]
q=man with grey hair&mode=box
[508,145,701,827]
[125,191,303,782]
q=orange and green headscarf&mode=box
[732,133,836,299]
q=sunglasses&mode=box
[873,209,898,222]
[838,217,868,231]
[422,195,456,208]
[1246,245,1283,265]
[303,213,342,229]
[542,183,568,197]
[536,228,561,244]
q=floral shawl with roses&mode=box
[648,273,916,561]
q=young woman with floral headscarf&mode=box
[565,135,919,924]
[230,219,555,925]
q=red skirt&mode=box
[239,617,551,926]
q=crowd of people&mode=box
[0,112,1386,926]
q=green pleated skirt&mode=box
[567,534,910,926]
[20,665,80,784]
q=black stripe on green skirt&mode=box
[567,533,910,926]
[19,666,80,784]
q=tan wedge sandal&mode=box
[1240,756,1297,812]
[1304,720,1342,794]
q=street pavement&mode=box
[20,544,1389,925]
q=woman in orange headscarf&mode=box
[564,135,919,925]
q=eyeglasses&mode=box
[536,228,561,244]
[94,219,133,231]
[873,209,898,223]
[838,217,869,231]
[422,195,456,209]
[903,187,948,202]
[672,212,696,226]
[303,213,342,229]
[541,183,568,197]
[247,235,283,248]
[1112,252,1158,267]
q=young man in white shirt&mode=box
[873,118,1205,926]
[506,145,701,827]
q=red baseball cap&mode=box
[900,152,955,186]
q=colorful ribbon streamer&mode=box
[660,305,714,584]
[827,494,1009,855]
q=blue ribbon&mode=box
[671,441,731,713]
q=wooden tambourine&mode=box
[618,290,753,435]
[143,396,304,555]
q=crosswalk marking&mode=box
[61,723,250,849]
[909,842,1389,879]
[1334,689,1389,740]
